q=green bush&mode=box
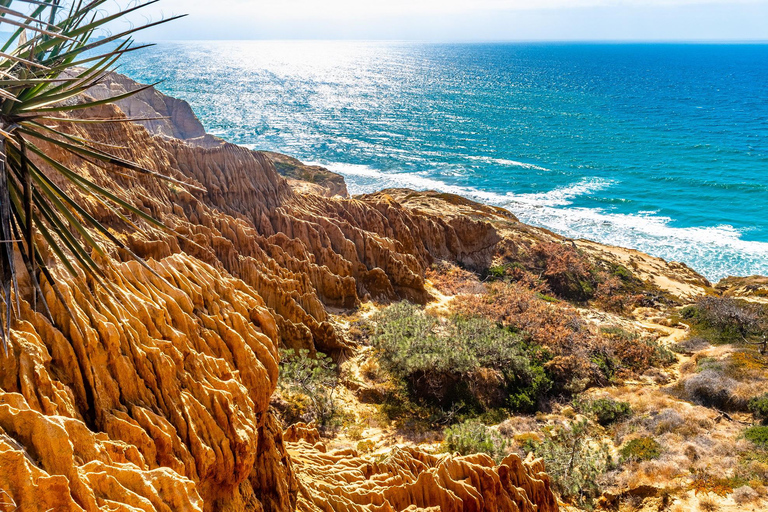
[748,394,768,424]
[526,419,613,507]
[486,265,508,280]
[372,303,552,417]
[278,349,339,429]
[620,437,662,462]
[444,420,508,462]
[744,426,768,448]
[680,297,767,344]
[577,397,632,426]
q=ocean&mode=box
[119,41,768,282]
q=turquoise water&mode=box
[120,41,768,281]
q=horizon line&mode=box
[138,38,768,44]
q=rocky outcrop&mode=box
[716,275,768,301]
[264,152,349,198]
[1,254,291,511]
[286,426,558,512]
[89,72,223,148]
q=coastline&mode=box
[98,68,766,292]
[117,40,768,283]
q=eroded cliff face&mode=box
[0,79,561,511]
[285,425,558,512]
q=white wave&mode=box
[310,161,609,208]
[320,161,768,281]
[511,179,614,207]
[464,155,549,171]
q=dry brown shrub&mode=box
[498,415,540,438]
[454,281,593,354]
[605,331,657,372]
[685,444,699,462]
[594,273,644,313]
[697,495,720,512]
[530,242,593,300]
[732,486,759,506]
[426,261,485,296]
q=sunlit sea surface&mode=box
[120,41,768,281]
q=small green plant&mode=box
[576,397,632,426]
[487,265,508,280]
[611,264,633,281]
[744,426,768,448]
[536,292,559,303]
[620,437,662,462]
[748,394,768,424]
[278,349,339,429]
[444,420,508,462]
[526,418,613,507]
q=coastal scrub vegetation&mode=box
[486,240,667,312]
[679,296,768,349]
[321,259,768,509]
[371,302,552,422]
[453,281,675,393]
[274,348,340,430]
[673,346,766,412]
[749,393,768,424]
[524,418,614,507]
[575,397,633,426]
[0,1,184,352]
[619,437,662,462]
[443,419,508,462]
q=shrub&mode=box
[576,397,632,426]
[749,394,768,424]
[744,426,768,448]
[372,302,552,417]
[426,262,485,295]
[594,273,644,313]
[690,469,742,498]
[357,440,376,453]
[443,420,508,462]
[732,486,759,505]
[526,419,613,507]
[698,495,720,512]
[530,242,594,301]
[620,437,662,462]
[454,283,673,395]
[671,337,711,354]
[648,408,685,435]
[602,327,676,371]
[454,282,598,390]
[277,349,339,429]
[680,369,746,412]
[681,297,767,344]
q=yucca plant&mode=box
[0,0,188,353]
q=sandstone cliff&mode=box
[0,77,579,511]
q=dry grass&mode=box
[732,486,760,506]
[673,346,767,413]
[697,494,720,512]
